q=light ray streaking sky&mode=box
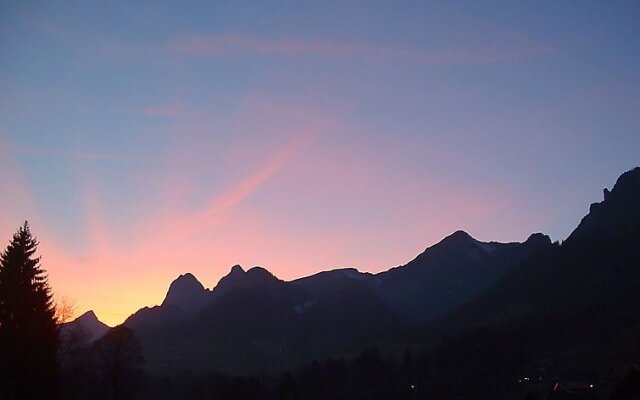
[1,1,639,325]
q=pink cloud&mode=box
[61,134,313,325]
[143,134,311,247]
[1,95,550,326]
[168,33,552,65]
[197,136,310,226]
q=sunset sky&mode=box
[1,1,639,325]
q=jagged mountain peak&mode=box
[246,266,275,278]
[568,166,640,242]
[429,229,495,255]
[62,309,110,342]
[443,229,475,243]
[162,272,208,310]
[525,232,552,246]
[609,166,640,200]
[592,166,640,212]
[173,272,203,287]
[76,309,99,322]
[230,264,245,274]
[213,265,281,293]
[375,227,555,322]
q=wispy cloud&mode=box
[145,133,313,247]
[195,134,310,228]
[168,33,552,65]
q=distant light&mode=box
[410,385,415,389]
[590,384,594,388]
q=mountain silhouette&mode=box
[63,166,640,380]
[425,166,640,374]
[114,231,552,375]
[161,272,209,311]
[567,166,640,243]
[375,230,551,322]
[61,310,110,343]
[210,265,282,299]
[123,263,404,375]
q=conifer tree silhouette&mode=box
[0,222,59,399]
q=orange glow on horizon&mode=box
[0,98,546,327]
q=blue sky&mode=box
[1,1,639,324]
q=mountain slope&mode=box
[116,167,640,379]
[124,227,553,375]
[132,264,406,375]
[426,167,640,371]
[375,231,551,322]
[161,272,209,311]
[125,273,209,331]
[61,310,110,342]
[122,230,555,374]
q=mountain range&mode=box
[117,231,550,374]
[65,167,640,380]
